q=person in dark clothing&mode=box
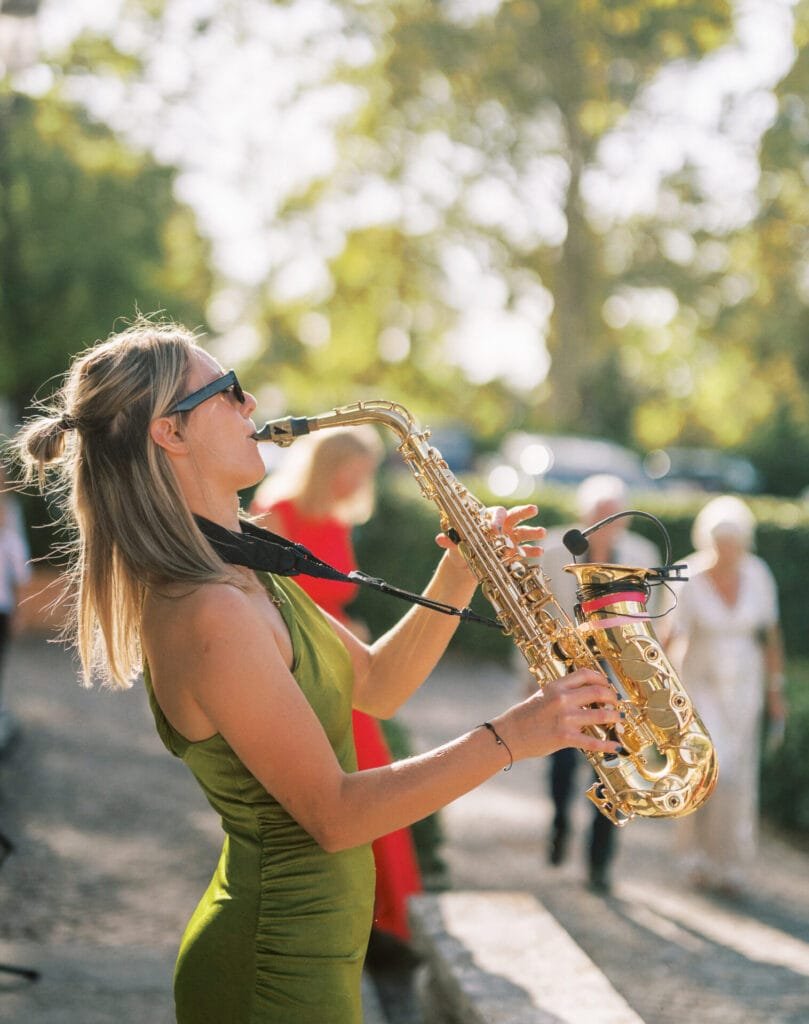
[526,474,660,894]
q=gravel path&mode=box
[1,636,808,1023]
[0,637,222,1022]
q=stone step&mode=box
[410,891,646,1024]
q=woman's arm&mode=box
[180,582,619,853]
[345,505,544,718]
[763,622,787,721]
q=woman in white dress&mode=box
[667,495,787,897]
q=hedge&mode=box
[761,662,809,840]
[352,472,809,661]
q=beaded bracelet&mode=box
[480,721,513,772]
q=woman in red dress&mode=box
[250,425,423,947]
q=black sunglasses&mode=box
[168,370,246,415]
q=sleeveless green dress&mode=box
[143,574,375,1024]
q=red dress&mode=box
[256,497,422,941]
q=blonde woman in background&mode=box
[250,427,425,958]
[667,495,786,898]
[12,318,623,1024]
[249,427,382,639]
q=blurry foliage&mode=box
[255,0,733,443]
[0,88,212,415]
[0,75,212,554]
[610,0,809,493]
[248,226,525,440]
[353,473,809,663]
[762,662,809,837]
[7,0,809,501]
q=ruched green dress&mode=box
[144,574,375,1024]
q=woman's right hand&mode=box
[492,669,622,762]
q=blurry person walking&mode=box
[530,474,660,894]
[666,495,786,898]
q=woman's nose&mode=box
[242,390,258,415]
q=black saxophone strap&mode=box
[193,515,501,629]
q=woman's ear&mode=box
[149,415,188,457]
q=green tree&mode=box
[601,0,809,494]
[0,88,212,417]
[731,0,809,494]
[265,0,732,438]
[49,0,809,488]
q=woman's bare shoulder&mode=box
[143,579,258,644]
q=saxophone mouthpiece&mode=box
[253,416,313,446]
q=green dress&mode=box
[144,574,375,1023]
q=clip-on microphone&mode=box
[563,510,687,583]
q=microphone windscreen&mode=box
[563,528,590,556]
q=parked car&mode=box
[477,432,651,498]
[643,447,761,494]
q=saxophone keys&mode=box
[644,689,692,732]
[649,776,691,816]
[678,732,714,768]
[585,781,631,827]
[618,637,663,683]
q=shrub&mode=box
[353,474,809,660]
[761,664,809,838]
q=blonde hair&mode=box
[253,425,383,526]
[10,317,233,690]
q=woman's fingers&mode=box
[556,704,622,741]
[503,503,539,525]
[483,505,546,561]
[577,733,625,755]
[512,523,546,538]
[549,670,617,705]
[487,504,538,531]
[563,682,619,709]
[540,672,623,754]
[557,667,610,689]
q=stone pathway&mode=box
[2,636,809,1023]
[397,655,809,1024]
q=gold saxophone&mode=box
[256,400,717,826]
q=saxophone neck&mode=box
[253,400,418,446]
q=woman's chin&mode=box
[245,455,268,490]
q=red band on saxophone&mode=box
[580,591,648,614]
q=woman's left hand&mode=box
[767,689,788,723]
[435,504,545,571]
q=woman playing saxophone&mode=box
[12,318,622,1024]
